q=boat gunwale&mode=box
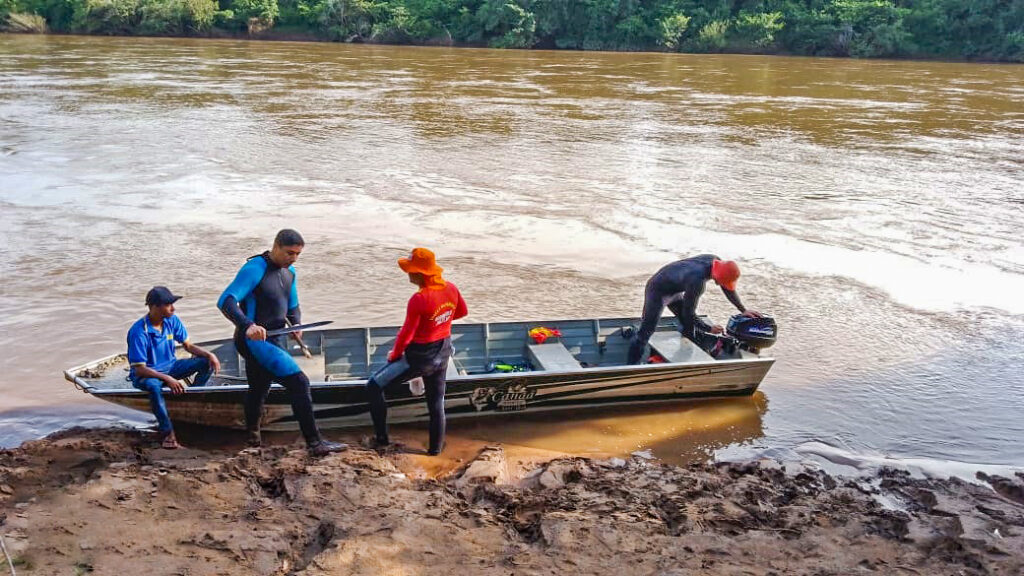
[76,354,775,397]
[66,318,776,397]
[64,351,127,393]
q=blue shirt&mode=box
[127,314,189,377]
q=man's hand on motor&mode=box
[246,324,267,341]
[710,325,725,334]
[742,310,763,318]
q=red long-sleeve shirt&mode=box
[388,282,468,361]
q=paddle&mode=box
[186,321,334,385]
[265,320,333,337]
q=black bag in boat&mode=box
[726,314,778,351]
[690,329,738,359]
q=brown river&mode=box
[1,34,1022,468]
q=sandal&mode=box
[160,431,181,449]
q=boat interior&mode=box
[227,317,751,381]
[77,317,757,389]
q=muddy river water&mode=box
[1,34,1022,468]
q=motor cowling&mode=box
[726,314,777,351]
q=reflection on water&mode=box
[1,35,1022,465]
[446,394,768,466]
[0,405,151,448]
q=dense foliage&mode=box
[3,0,1023,61]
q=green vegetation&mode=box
[2,10,47,30]
[3,0,1023,62]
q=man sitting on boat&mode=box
[128,286,221,449]
[627,254,762,364]
[365,248,467,455]
[217,229,347,457]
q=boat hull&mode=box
[85,359,773,431]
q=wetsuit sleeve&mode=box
[390,294,423,361]
[721,287,746,313]
[453,287,468,321]
[219,296,251,330]
[217,261,262,330]
[287,305,301,326]
[286,266,301,325]
[127,325,148,366]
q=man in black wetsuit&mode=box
[626,254,762,364]
[217,229,346,456]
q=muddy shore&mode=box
[0,428,1021,575]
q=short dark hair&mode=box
[274,229,305,247]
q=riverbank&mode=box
[3,0,1024,63]
[1,428,1021,574]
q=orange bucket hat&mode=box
[398,247,444,277]
[711,259,740,291]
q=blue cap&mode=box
[145,286,182,306]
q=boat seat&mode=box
[527,342,581,372]
[647,331,714,363]
[446,356,460,379]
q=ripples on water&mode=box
[0,35,1022,465]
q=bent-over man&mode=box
[626,254,761,364]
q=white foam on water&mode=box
[796,441,1024,485]
[635,221,1024,315]
[423,210,662,277]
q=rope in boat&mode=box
[0,532,16,575]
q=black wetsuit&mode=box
[626,254,746,364]
[218,252,300,335]
[217,252,322,445]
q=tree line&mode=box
[3,0,1023,62]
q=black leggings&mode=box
[240,338,322,446]
[627,289,695,364]
[366,339,451,453]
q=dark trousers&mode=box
[237,334,322,446]
[366,338,452,453]
[627,289,691,364]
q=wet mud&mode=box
[0,428,1021,575]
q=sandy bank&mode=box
[0,428,1021,575]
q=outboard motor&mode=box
[726,314,777,352]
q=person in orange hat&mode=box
[365,248,468,455]
[626,254,761,364]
